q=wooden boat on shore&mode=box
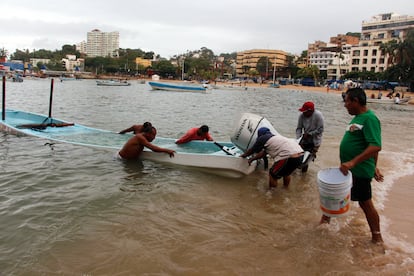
[148,81,207,92]
[96,79,131,86]
[0,109,256,178]
[367,97,410,104]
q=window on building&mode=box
[353,50,360,56]
[371,58,376,64]
[363,50,368,56]
[372,49,377,56]
[363,59,368,64]
[371,67,375,72]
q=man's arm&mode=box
[119,125,134,134]
[139,136,175,157]
[247,150,266,165]
[175,129,195,144]
[295,115,303,139]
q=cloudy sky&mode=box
[1,0,413,58]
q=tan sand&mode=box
[383,174,414,242]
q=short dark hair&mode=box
[346,87,367,106]
[200,125,209,133]
[143,122,152,132]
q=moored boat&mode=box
[96,79,131,86]
[367,97,410,104]
[148,81,206,92]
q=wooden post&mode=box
[2,76,5,120]
[48,78,54,118]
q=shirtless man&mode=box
[119,122,152,134]
[118,127,175,160]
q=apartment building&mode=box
[349,12,414,73]
[86,29,119,58]
[236,49,289,77]
[360,13,414,46]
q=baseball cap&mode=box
[257,127,271,137]
[299,101,315,112]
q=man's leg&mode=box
[359,200,383,243]
[283,175,291,187]
[320,214,331,224]
[269,173,277,189]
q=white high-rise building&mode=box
[86,29,119,57]
[360,13,414,46]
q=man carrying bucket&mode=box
[320,88,384,244]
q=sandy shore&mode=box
[383,174,414,242]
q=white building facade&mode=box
[349,12,414,73]
[86,29,119,57]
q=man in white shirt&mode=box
[240,127,304,189]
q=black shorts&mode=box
[350,176,372,201]
[269,156,303,179]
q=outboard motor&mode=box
[230,113,278,152]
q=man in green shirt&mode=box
[320,88,384,244]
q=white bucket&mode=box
[317,168,352,217]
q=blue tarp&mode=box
[301,78,315,86]
[0,62,31,71]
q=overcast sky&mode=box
[1,0,413,58]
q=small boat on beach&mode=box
[367,97,411,104]
[148,81,207,92]
[96,79,131,86]
[0,109,259,178]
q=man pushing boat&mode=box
[117,126,175,160]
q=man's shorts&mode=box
[350,176,372,201]
[269,156,303,179]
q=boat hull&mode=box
[96,80,131,86]
[148,81,206,92]
[367,97,410,104]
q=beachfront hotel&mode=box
[85,29,120,58]
[235,49,289,78]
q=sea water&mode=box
[1,79,413,274]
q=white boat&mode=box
[367,97,410,104]
[0,109,259,178]
[96,79,131,86]
[210,84,248,91]
[148,81,207,92]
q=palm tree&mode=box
[380,39,399,66]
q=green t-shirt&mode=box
[339,109,381,178]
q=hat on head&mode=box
[257,127,271,137]
[299,101,315,112]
